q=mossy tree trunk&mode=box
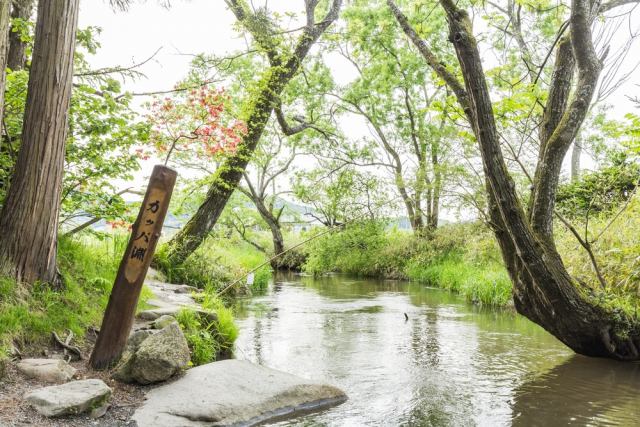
[389,0,640,360]
[162,0,343,267]
[0,0,79,286]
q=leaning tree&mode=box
[388,0,640,360]
[162,0,344,267]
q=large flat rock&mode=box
[132,360,347,427]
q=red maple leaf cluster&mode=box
[139,86,247,162]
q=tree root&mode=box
[52,329,83,360]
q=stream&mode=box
[234,272,640,426]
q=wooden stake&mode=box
[89,165,178,370]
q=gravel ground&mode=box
[0,349,150,427]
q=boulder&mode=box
[23,379,111,417]
[153,315,177,330]
[112,322,189,385]
[132,360,347,427]
[17,359,76,383]
[127,329,157,352]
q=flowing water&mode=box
[234,272,640,426]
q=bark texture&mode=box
[389,0,640,360]
[0,0,79,285]
[0,0,11,122]
[571,133,582,180]
[7,0,34,72]
[162,0,343,266]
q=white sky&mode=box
[78,0,640,220]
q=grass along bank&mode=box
[301,220,513,307]
[0,232,253,364]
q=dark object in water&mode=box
[404,313,409,321]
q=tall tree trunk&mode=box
[0,0,79,285]
[428,151,441,233]
[571,133,582,181]
[7,0,34,72]
[254,199,285,263]
[0,0,11,122]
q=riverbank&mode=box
[300,221,513,307]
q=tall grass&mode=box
[406,251,512,306]
[155,234,272,292]
[302,220,513,307]
[175,287,240,366]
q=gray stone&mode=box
[146,267,166,282]
[138,306,218,325]
[145,298,173,308]
[17,359,77,383]
[132,360,347,427]
[112,322,189,385]
[137,306,180,320]
[23,379,111,417]
[127,330,157,352]
[89,403,110,419]
[195,309,218,325]
[153,315,177,330]
[174,285,203,294]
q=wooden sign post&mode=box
[89,165,178,370]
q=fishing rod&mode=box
[214,192,407,298]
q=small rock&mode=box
[17,359,77,383]
[23,379,111,417]
[127,330,157,352]
[137,307,180,320]
[174,284,203,294]
[112,322,190,385]
[146,267,166,282]
[153,315,177,330]
[195,309,218,325]
[89,403,110,419]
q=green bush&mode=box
[176,291,239,366]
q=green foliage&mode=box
[155,230,272,292]
[556,194,640,294]
[1,25,147,226]
[556,151,639,219]
[303,220,512,306]
[176,294,239,366]
[0,235,154,353]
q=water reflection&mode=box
[234,272,639,426]
[512,355,640,426]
